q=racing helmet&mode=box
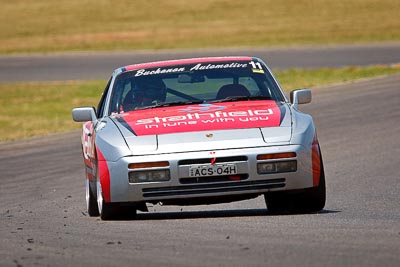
[132,78,167,105]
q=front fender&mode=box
[94,118,132,162]
[290,110,315,148]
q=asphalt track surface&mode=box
[1,46,400,266]
[1,43,400,83]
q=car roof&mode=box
[120,56,254,72]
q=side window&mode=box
[108,77,134,114]
[121,81,133,103]
[97,78,112,118]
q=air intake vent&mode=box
[180,174,249,184]
[142,178,285,198]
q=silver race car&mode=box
[72,57,326,220]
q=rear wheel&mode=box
[85,179,99,216]
[265,157,326,214]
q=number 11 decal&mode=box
[249,61,264,73]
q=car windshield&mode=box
[108,60,285,114]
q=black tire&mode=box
[265,156,326,214]
[85,179,99,216]
[120,206,138,220]
[99,202,118,220]
[93,157,137,220]
[92,157,118,220]
[264,191,291,214]
[97,180,118,220]
[96,181,138,220]
[99,202,138,220]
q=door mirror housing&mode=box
[290,89,312,109]
[72,107,97,122]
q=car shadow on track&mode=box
[129,208,339,221]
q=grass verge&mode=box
[1,0,399,54]
[1,65,399,142]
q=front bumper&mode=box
[106,145,313,203]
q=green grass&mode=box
[276,64,400,91]
[0,81,105,141]
[1,0,399,54]
[1,65,399,142]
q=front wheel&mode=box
[96,180,137,220]
[97,180,117,220]
[265,158,326,214]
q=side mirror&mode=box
[290,89,312,109]
[72,107,97,122]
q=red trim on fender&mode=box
[312,134,321,187]
[96,148,111,203]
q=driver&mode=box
[122,78,167,111]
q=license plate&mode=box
[189,164,237,177]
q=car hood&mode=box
[112,100,292,154]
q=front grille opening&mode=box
[180,174,249,184]
[179,156,248,166]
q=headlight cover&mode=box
[129,170,170,183]
[257,160,297,174]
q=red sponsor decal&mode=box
[117,100,282,136]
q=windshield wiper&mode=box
[210,95,272,103]
[136,100,205,110]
